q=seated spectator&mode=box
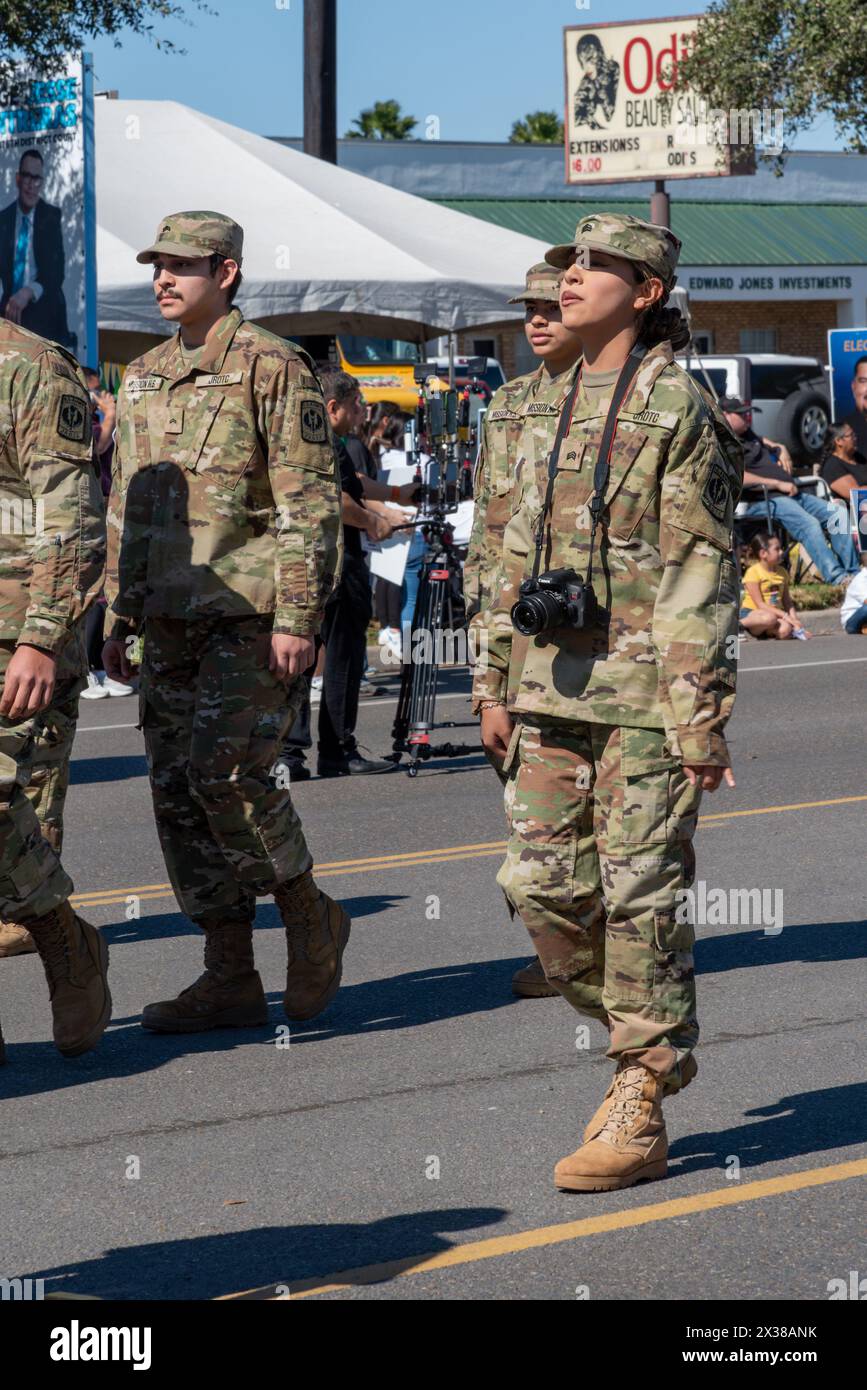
[840,555,867,635]
[740,532,811,640]
[722,396,859,586]
[820,422,867,501]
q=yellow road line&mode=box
[71,792,867,911]
[219,1156,867,1299]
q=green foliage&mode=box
[790,583,843,610]
[676,0,867,172]
[0,1,210,74]
[509,110,564,144]
[346,99,417,141]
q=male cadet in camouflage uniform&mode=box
[465,262,581,999]
[474,213,743,1190]
[0,319,110,1061]
[102,212,346,1033]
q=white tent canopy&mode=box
[95,100,548,344]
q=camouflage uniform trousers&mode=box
[139,613,313,926]
[0,636,85,923]
[497,716,703,1088]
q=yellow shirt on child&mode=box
[741,562,786,611]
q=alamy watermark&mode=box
[675,101,785,156]
[675,880,783,935]
[380,623,487,667]
[0,496,44,537]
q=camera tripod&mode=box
[390,517,478,777]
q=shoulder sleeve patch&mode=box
[57,393,89,442]
[300,398,327,443]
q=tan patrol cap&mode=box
[507,261,563,305]
[136,210,244,265]
[545,211,681,289]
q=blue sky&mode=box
[90,0,839,148]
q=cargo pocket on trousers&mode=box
[652,907,697,1024]
[618,727,677,846]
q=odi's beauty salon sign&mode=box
[564,16,745,185]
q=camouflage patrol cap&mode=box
[507,261,563,305]
[136,210,244,266]
[545,212,681,288]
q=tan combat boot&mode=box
[142,921,267,1033]
[275,870,351,1022]
[28,902,112,1057]
[582,1052,697,1143]
[512,956,559,998]
[555,1063,668,1192]
[0,920,36,957]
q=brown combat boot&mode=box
[582,1052,697,1143]
[275,870,351,1022]
[28,902,112,1057]
[141,921,267,1033]
[0,920,36,957]
[555,1063,668,1192]
[511,956,559,998]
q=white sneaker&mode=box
[104,676,134,697]
[382,629,403,660]
[80,671,109,700]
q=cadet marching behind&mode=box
[465,260,582,1000]
[0,319,111,1062]
[473,214,743,1191]
[102,211,349,1034]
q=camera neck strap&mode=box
[531,341,648,585]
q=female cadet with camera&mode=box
[472,213,743,1192]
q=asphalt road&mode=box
[1,630,866,1303]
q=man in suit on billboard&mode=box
[0,148,72,347]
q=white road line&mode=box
[77,721,138,733]
[74,657,867,734]
[739,655,867,673]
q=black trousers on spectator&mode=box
[85,601,106,672]
[374,577,402,630]
[284,553,372,765]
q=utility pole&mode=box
[651,178,670,228]
[303,0,337,163]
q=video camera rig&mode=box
[402,356,488,522]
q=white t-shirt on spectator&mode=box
[840,568,867,625]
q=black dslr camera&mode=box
[511,567,602,637]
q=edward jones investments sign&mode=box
[564,16,732,185]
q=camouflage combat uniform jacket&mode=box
[106,308,342,638]
[0,321,105,654]
[472,341,744,766]
[465,360,581,622]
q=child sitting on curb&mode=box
[740,532,810,640]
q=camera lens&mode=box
[511,589,564,636]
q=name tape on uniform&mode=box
[488,409,521,421]
[196,372,245,388]
[618,408,679,429]
[125,377,162,393]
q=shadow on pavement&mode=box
[70,755,149,785]
[0,956,526,1099]
[669,1081,867,1175]
[99,896,407,947]
[34,1206,509,1300]
[695,918,867,974]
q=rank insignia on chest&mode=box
[57,394,87,442]
[300,399,327,443]
[702,462,730,520]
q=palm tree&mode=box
[509,110,564,143]
[346,99,417,140]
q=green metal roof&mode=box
[431,198,867,266]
